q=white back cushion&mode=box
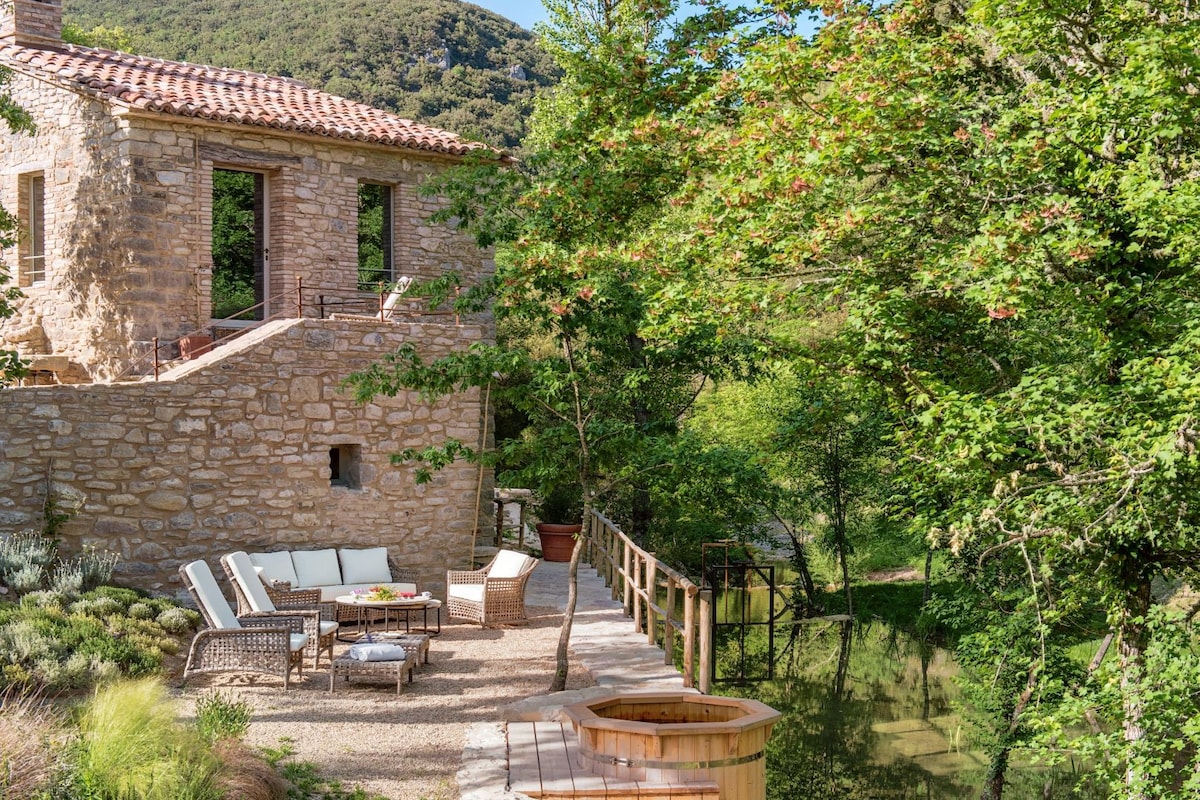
[183,560,240,630]
[380,276,413,319]
[338,547,393,585]
[248,551,298,587]
[488,549,532,579]
[226,551,275,613]
[291,548,342,588]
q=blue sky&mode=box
[469,0,550,29]
[468,1,823,37]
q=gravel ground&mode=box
[173,606,595,800]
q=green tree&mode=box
[61,21,135,50]
[347,0,767,691]
[210,169,257,319]
[675,0,1200,794]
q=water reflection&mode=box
[721,621,1096,799]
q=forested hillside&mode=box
[66,0,558,149]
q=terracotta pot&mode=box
[536,522,581,562]
[179,334,213,360]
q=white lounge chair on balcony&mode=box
[332,276,414,321]
[446,549,538,626]
[179,559,309,689]
[221,550,337,669]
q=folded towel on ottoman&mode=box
[348,643,408,662]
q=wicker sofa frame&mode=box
[446,550,538,626]
[179,561,306,689]
[241,550,418,625]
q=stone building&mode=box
[0,0,495,597]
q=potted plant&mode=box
[534,482,583,562]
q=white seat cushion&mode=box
[290,633,310,652]
[448,584,485,603]
[338,547,392,585]
[291,549,342,588]
[488,549,532,579]
[248,551,299,587]
[318,620,339,636]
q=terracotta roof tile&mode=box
[0,43,483,156]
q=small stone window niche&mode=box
[329,444,362,490]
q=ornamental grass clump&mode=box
[0,693,65,800]
[74,677,222,800]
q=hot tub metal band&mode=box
[580,748,764,771]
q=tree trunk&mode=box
[627,332,652,547]
[550,531,584,692]
[922,547,934,605]
[1119,574,1153,797]
[833,619,853,699]
[792,542,822,614]
[980,748,1009,800]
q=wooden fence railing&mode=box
[581,508,713,693]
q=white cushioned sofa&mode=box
[246,547,418,621]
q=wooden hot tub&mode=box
[560,691,781,800]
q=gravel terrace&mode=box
[172,605,595,800]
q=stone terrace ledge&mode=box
[457,559,696,800]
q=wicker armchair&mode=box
[446,549,538,626]
[180,560,308,689]
[221,551,336,669]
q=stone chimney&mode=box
[1,0,63,49]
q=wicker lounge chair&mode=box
[179,559,309,689]
[221,551,337,669]
[446,549,538,626]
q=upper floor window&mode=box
[357,182,393,291]
[22,173,45,285]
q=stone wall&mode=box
[0,316,494,601]
[0,71,491,382]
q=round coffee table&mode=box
[334,595,442,640]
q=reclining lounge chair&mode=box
[180,559,309,689]
[221,550,337,669]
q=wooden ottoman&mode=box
[329,652,417,695]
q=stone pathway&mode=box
[457,557,694,799]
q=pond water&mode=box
[716,620,1098,799]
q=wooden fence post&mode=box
[683,585,697,688]
[623,543,633,615]
[699,588,713,694]
[632,552,643,634]
[646,556,658,648]
[664,577,677,666]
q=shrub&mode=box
[0,600,194,693]
[128,601,155,620]
[0,533,117,599]
[19,590,68,610]
[195,691,253,742]
[157,606,200,634]
[68,595,124,618]
[0,531,56,594]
